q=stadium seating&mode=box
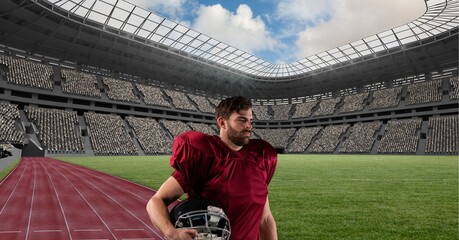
[338,92,369,114]
[449,76,459,100]
[309,124,350,153]
[406,80,442,105]
[339,122,382,153]
[0,53,54,90]
[0,102,24,144]
[135,83,172,107]
[425,115,458,154]
[61,68,102,98]
[102,77,141,103]
[368,87,402,110]
[287,126,322,153]
[0,53,457,156]
[378,118,422,154]
[126,116,172,154]
[26,106,84,153]
[84,112,137,155]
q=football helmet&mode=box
[169,198,231,240]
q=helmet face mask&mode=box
[170,199,231,240]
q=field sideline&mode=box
[2,154,457,239]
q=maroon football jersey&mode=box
[170,131,277,240]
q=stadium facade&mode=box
[0,0,458,157]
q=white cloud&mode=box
[191,4,280,55]
[129,0,188,18]
[286,0,426,58]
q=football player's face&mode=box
[226,109,253,146]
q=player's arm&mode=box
[259,197,278,240]
[146,176,198,240]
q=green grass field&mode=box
[2,154,458,239]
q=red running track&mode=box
[0,157,168,240]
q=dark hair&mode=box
[215,96,252,120]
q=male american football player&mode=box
[146,96,278,240]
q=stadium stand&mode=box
[449,76,459,100]
[126,116,172,154]
[368,87,402,110]
[287,126,322,153]
[338,92,369,114]
[188,122,218,136]
[271,104,292,120]
[135,83,172,107]
[85,112,137,155]
[339,122,382,153]
[425,115,459,154]
[0,53,54,90]
[188,94,216,113]
[61,68,102,98]
[0,102,24,144]
[291,101,318,119]
[252,105,271,120]
[311,97,342,117]
[309,124,350,153]
[102,77,141,103]
[26,106,84,153]
[406,79,442,105]
[159,119,192,137]
[378,118,422,154]
[253,128,296,149]
[163,89,198,111]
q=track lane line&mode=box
[45,158,163,239]
[43,160,118,240]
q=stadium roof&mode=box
[0,0,457,99]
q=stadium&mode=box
[0,0,457,239]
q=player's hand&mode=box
[165,228,199,240]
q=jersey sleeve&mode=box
[170,131,212,197]
[262,141,278,185]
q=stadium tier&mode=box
[0,0,457,156]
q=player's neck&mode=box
[219,135,243,151]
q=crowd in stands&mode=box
[252,105,271,120]
[84,112,137,155]
[102,77,141,103]
[135,83,172,107]
[253,128,295,148]
[339,122,381,153]
[449,76,459,100]
[0,54,457,155]
[188,94,216,113]
[309,124,350,153]
[287,126,322,152]
[271,105,292,120]
[26,106,84,153]
[61,69,102,98]
[368,87,402,110]
[378,118,422,153]
[0,53,54,90]
[425,115,458,154]
[312,97,342,117]
[0,102,24,143]
[126,116,172,154]
[406,80,442,105]
[338,92,369,114]
[291,101,318,119]
[163,89,197,111]
[159,119,192,137]
[188,122,217,135]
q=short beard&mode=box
[227,125,250,147]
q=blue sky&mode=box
[130,0,426,63]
